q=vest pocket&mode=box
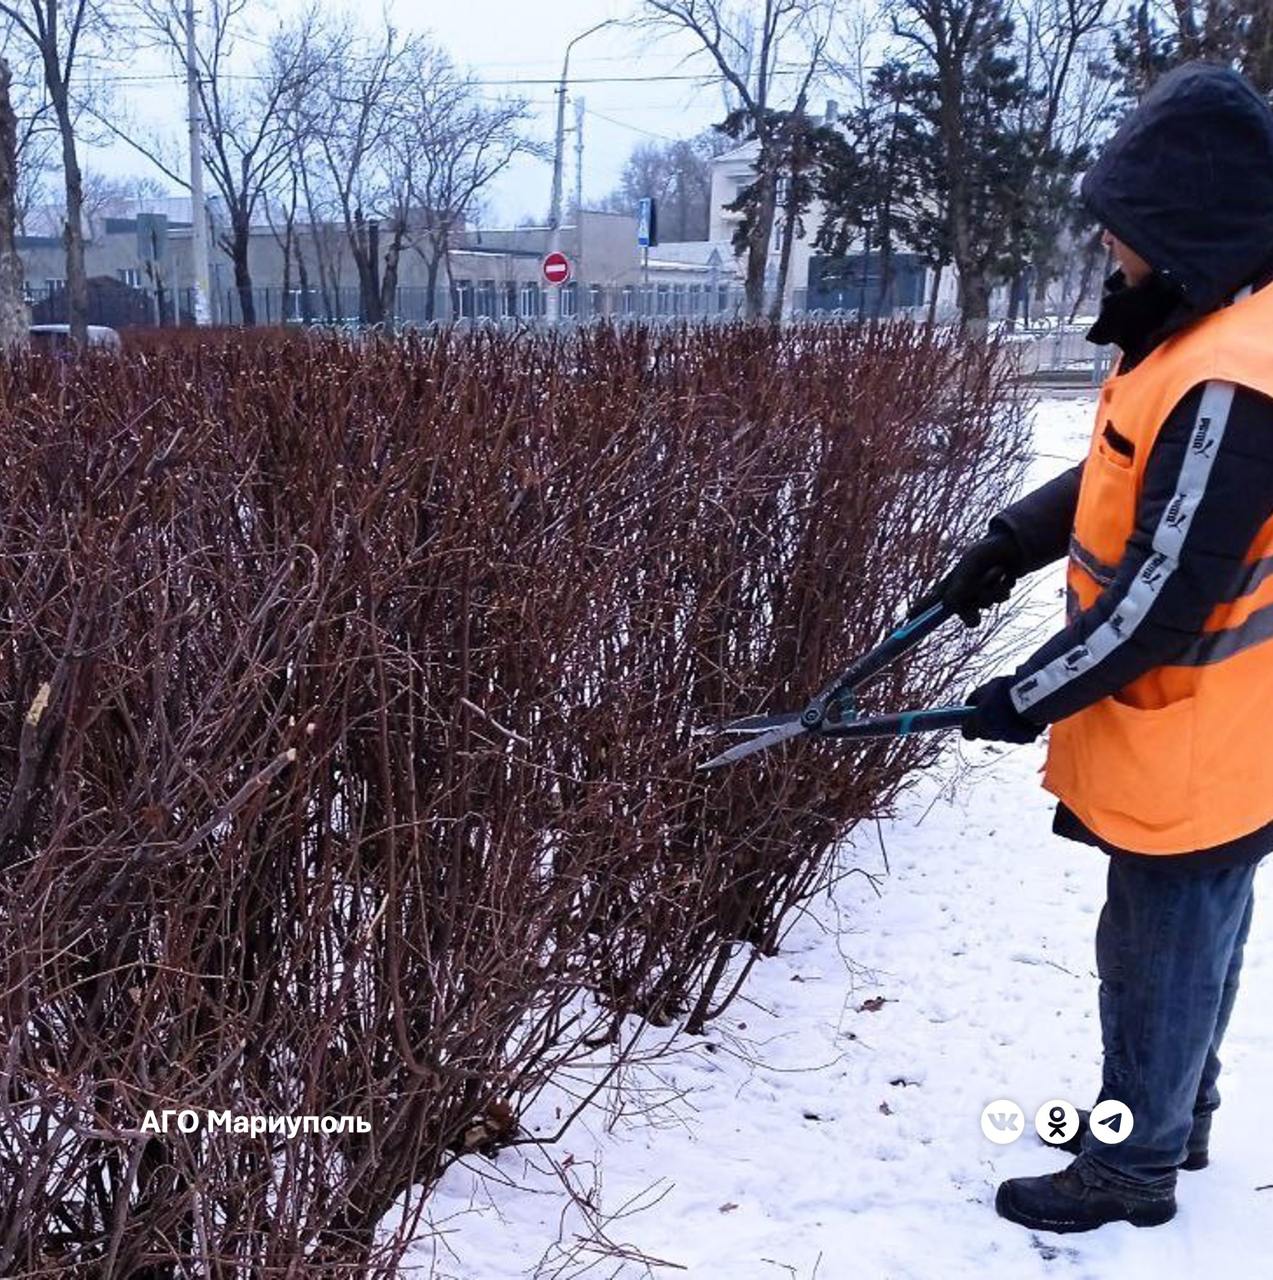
[1074,693,1197,843]
[1100,421,1135,465]
[1074,441,1139,570]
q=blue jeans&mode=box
[1079,853,1259,1191]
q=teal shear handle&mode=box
[695,600,976,769]
[818,704,973,741]
[798,601,956,729]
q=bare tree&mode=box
[274,55,347,324]
[1007,0,1110,323]
[0,0,123,344]
[404,54,535,322]
[140,0,324,325]
[0,58,27,345]
[599,130,729,240]
[12,126,53,231]
[641,0,832,319]
[74,169,166,235]
[0,33,57,230]
[300,23,422,329]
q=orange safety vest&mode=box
[1039,279,1273,854]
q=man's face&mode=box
[1102,229,1153,286]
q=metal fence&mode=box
[27,279,765,331]
[1006,326,1112,385]
[22,281,1114,387]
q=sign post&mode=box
[637,198,657,318]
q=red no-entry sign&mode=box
[541,251,571,286]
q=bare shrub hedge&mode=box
[0,322,1027,1274]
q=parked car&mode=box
[27,324,123,352]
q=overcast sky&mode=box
[84,0,768,227]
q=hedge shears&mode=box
[694,601,974,770]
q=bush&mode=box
[0,322,1027,1274]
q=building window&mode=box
[117,268,142,288]
[452,278,473,319]
[46,278,66,292]
[519,281,540,318]
[621,285,635,316]
[656,283,671,316]
[560,281,577,319]
[476,279,496,319]
[589,284,604,318]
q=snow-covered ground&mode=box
[400,395,1273,1280]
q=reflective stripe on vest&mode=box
[1068,534,1273,607]
[1030,280,1273,854]
[1013,380,1236,715]
[1067,534,1117,588]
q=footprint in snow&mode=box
[1030,1234,1082,1263]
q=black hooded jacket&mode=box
[989,63,1273,870]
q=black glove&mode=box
[961,675,1043,744]
[911,529,1024,628]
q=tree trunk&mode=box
[875,234,895,318]
[742,152,778,321]
[280,215,294,321]
[1032,260,1049,310]
[314,228,338,322]
[768,171,801,324]
[352,210,383,326]
[299,167,338,322]
[957,265,991,335]
[1005,271,1023,330]
[424,254,440,323]
[51,90,88,345]
[367,221,382,325]
[0,61,27,349]
[858,224,872,318]
[378,212,409,334]
[294,240,313,323]
[231,215,256,326]
[1068,237,1109,323]
[875,99,901,318]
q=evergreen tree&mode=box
[816,60,940,318]
[817,3,1039,327]
[716,104,852,320]
[1107,1,1269,97]
[823,0,1096,327]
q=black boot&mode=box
[996,1159,1176,1234]
[1051,1109,1210,1170]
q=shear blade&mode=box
[690,711,801,739]
[717,711,803,735]
[696,720,807,770]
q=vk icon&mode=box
[981,1099,1026,1145]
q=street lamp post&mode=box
[545,20,611,325]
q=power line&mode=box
[81,67,822,89]
[584,107,682,143]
